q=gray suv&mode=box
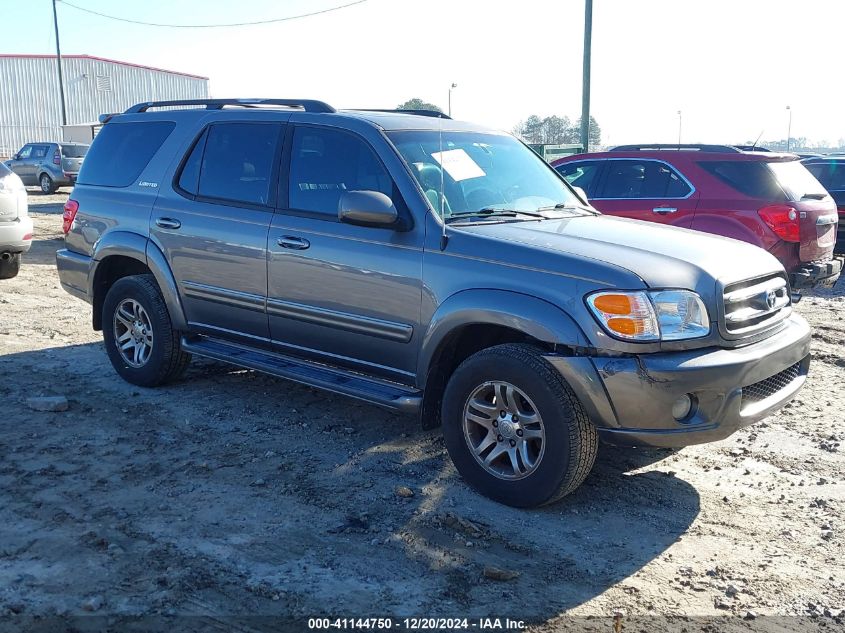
[5,141,89,194]
[56,99,812,507]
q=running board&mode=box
[180,336,422,414]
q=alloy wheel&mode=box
[462,380,546,480]
[113,298,154,368]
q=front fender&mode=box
[88,231,187,330]
[417,288,590,383]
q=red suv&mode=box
[553,144,842,290]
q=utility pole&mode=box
[52,0,67,126]
[580,0,593,152]
[677,110,682,145]
[448,83,457,117]
[786,105,792,152]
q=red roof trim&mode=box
[0,54,208,80]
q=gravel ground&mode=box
[1,192,843,632]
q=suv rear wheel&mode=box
[102,274,190,387]
[39,173,56,194]
[442,344,598,507]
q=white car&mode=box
[0,161,31,279]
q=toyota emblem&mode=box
[766,290,777,309]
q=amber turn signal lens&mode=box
[591,294,632,315]
[606,317,643,336]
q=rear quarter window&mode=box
[77,121,175,187]
[766,160,827,201]
[698,161,787,201]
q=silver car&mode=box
[4,141,89,194]
[0,161,31,279]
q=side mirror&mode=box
[572,186,588,202]
[338,190,400,229]
[12,153,19,161]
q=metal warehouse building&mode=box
[0,54,209,157]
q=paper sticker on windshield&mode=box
[431,148,486,182]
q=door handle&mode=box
[652,207,678,215]
[155,217,182,229]
[277,236,310,250]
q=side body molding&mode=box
[417,289,591,387]
[87,231,187,331]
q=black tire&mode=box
[442,343,598,508]
[102,274,191,387]
[39,173,57,194]
[0,253,21,279]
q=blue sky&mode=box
[7,0,845,146]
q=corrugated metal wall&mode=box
[0,56,208,157]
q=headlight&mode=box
[0,173,24,193]
[586,290,710,342]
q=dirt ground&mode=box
[1,192,843,632]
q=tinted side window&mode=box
[31,145,49,159]
[600,160,691,198]
[177,130,207,196]
[289,126,392,215]
[17,145,32,159]
[78,121,175,187]
[197,123,279,206]
[601,161,647,198]
[698,161,787,201]
[555,161,602,196]
[806,162,845,191]
[645,162,692,197]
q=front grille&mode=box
[741,361,802,406]
[722,273,791,336]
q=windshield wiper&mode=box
[535,202,597,214]
[801,192,828,200]
[445,208,546,222]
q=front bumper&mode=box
[791,256,842,289]
[545,313,812,448]
[0,216,34,253]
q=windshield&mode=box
[61,145,89,158]
[387,130,584,221]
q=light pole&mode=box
[677,110,682,145]
[786,105,792,151]
[52,0,67,126]
[448,83,457,117]
[580,0,593,152]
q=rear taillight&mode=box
[758,204,800,242]
[53,150,61,165]
[62,199,79,234]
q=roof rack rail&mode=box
[356,108,452,119]
[610,143,742,153]
[124,98,336,114]
[732,145,772,152]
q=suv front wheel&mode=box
[442,344,598,507]
[102,274,190,387]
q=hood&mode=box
[456,214,785,292]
